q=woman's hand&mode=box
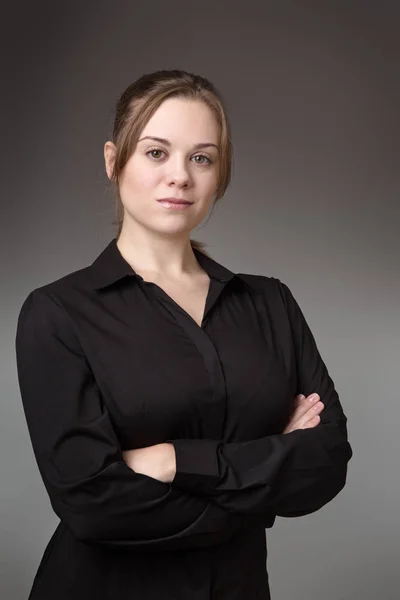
[283,393,324,434]
[122,443,176,483]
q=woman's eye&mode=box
[147,149,164,159]
[193,154,212,165]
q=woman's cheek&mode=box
[132,165,161,191]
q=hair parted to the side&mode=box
[107,69,234,257]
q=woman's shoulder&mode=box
[17,263,95,325]
[27,265,91,294]
[235,272,297,315]
[236,271,287,293]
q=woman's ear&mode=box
[104,141,116,180]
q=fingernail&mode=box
[309,394,319,402]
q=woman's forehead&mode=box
[141,98,219,139]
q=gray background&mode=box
[2,1,399,598]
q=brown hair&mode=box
[107,69,234,256]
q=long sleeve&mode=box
[169,279,353,517]
[15,289,241,550]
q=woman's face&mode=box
[105,97,220,239]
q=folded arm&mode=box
[168,279,353,517]
[15,289,242,550]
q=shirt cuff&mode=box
[167,438,221,494]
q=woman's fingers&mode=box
[293,393,321,420]
[298,398,324,428]
[283,393,324,433]
[302,414,321,429]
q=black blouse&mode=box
[15,238,352,599]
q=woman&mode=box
[15,69,352,599]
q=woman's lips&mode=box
[157,199,193,209]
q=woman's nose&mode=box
[166,158,191,186]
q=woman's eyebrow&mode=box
[137,136,219,150]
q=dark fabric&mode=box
[15,238,352,599]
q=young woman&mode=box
[16,69,352,599]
